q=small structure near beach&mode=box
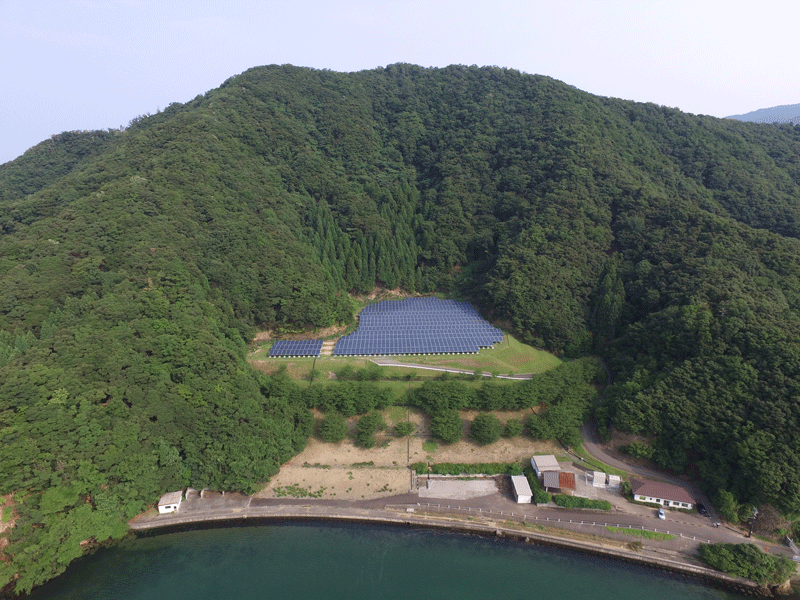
[157,491,183,514]
[510,475,532,503]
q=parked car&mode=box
[696,502,707,515]
[657,508,666,520]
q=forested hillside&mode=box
[2,63,800,592]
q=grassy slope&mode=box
[249,330,562,396]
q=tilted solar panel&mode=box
[332,297,499,357]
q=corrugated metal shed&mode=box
[542,470,560,489]
[558,471,576,490]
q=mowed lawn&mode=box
[249,332,562,388]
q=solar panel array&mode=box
[333,297,503,356]
[268,339,323,357]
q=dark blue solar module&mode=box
[268,339,323,358]
[333,297,503,356]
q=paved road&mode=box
[580,420,738,532]
[370,358,533,380]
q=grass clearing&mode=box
[249,331,561,384]
[605,527,675,541]
[422,440,439,453]
[389,406,408,423]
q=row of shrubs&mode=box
[409,462,523,476]
[318,411,416,448]
[524,466,554,504]
[552,495,612,510]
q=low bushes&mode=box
[354,412,386,448]
[318,411,348,442]
[699,543,797,585]
[409,462,522,476]
[553,495,612,510]
[523,466,552,504]
[470,413,503,445]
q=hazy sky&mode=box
[2,0,798,164]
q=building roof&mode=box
[592,471,606,487]
[542,470,560,489]
[158,491,182,506]
[558,471,576,490]
[630,479,694,504]
[531,455,560,472]
[511,475,532,497]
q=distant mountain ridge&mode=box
[726,102,800,125]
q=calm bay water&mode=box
[30,521,754,600]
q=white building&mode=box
[157,491,183,514]
[510,475,532,503]
[631,479,693,509]
[531,455,560,479]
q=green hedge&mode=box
[553,495,612,510]
[409,462,522,475]
[523,466,552,504]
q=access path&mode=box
[370,357,533,380]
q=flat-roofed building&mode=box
[510,475,532,503]
[157,491,183,514]
[531,455,560,479]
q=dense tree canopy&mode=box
[2,63,800,591]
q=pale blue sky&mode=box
[2,0,798,165]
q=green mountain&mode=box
[3,63,800,592]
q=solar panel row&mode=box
[268,340,323,358]
[333,297,503,356]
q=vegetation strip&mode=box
[605,526,675,541]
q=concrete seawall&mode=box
[129,503,768,597]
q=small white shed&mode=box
[510,475,532,504]
[157,491,183,514]
[592,471,607,487]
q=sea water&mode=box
[30,521,754,599]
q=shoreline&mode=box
[129,501,773,597]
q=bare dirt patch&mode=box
[251,325,348,345]
[0,495,15,554]
[255,408,563,501]
[252,330,272,343]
